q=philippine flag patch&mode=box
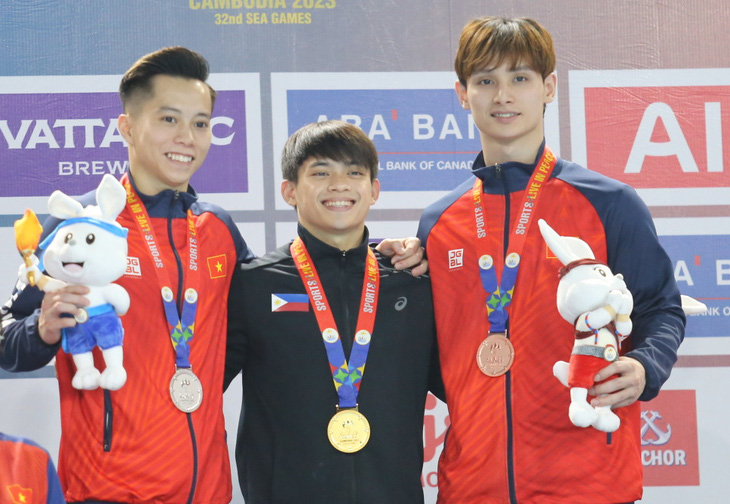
[271,293,310,312]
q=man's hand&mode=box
[589,356,646,409]
[375,237,428,277]
[38,285,90,345]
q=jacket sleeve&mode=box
[224,264,248,391]
[605,187,686,401]
[0,280,60,372]
[0,214,67,372]
[45,452,67,504]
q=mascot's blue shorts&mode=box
[62,303,124,354]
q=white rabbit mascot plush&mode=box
[19,174,130,391]
[538,219,632,433]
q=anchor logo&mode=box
[640,410,672,446]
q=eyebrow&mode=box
[474,64,533,75]
[158,106,211,119]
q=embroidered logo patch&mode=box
[271,293,310,312]
[125,256,141,277]
[448,249,464,270]
[207,254,227,279]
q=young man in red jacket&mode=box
[417,17,685,504]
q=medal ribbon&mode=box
[473,147,557,332]
[121,174,200,369]
[291,237,379,409]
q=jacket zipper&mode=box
[168,192,199,504]
[496,165,518,504]
[103,390,113,451]
[340,249,358,503]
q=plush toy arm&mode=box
[583,289,633,332]
[104,284,130,316]
[582,305,613,331]
[17,255,66,292]
[614,289,634,336]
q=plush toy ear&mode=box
[48,190,84,220]
[562,237,596,261]
[95,174,127,221]
[538,219,596,265]
[681,295,708,315]
[539,219,576,266]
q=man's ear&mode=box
[118,114,133,145]
[370,178,381,205]
[455,80,469,109]
[281,180,297,208]
[544,72,557,104]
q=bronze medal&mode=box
[327,408,371,453]
[476,333,515,377]
[169,367,203,413]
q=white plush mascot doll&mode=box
[538,219,632,433]
[17,174,130,391]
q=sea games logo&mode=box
[0,73,263,211]
[640,390,699,486]
[570,69,730,205]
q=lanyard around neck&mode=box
[472,147,557,332]
[291,237,380,409]
[122,174,200,369]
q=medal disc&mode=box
[476,333,515,377]
[327,409,371,453]
[169,368,203,413]
[74,308,88,324]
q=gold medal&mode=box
[169,367,203,413]
[476,333,515,377]
[327,408,371,453]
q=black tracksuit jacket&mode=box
[225,225,443,503]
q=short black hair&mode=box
[119,46,217,112]
[281,120,379,183]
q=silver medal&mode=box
[169,367,203,413]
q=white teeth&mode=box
[167,153,193,162]
[324,201,352,208]
[493,113,516,118]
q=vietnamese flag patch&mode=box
[7,485,33,504]
[207,254,228,279]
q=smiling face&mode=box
[118,74,213,195]
[456,59,556,165]
[281,157,380,251]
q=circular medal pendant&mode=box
[169,368,203,413]
[327,409,371,453]
[476,333,515,377]
[74,308,89,324]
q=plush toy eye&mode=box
[64,233,73,244]
[86,234,95,245]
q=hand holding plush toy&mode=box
[538,219,632,433]
[16,174,130,391]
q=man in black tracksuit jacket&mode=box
[225,120,443,503]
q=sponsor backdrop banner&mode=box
[1,1,728,503]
